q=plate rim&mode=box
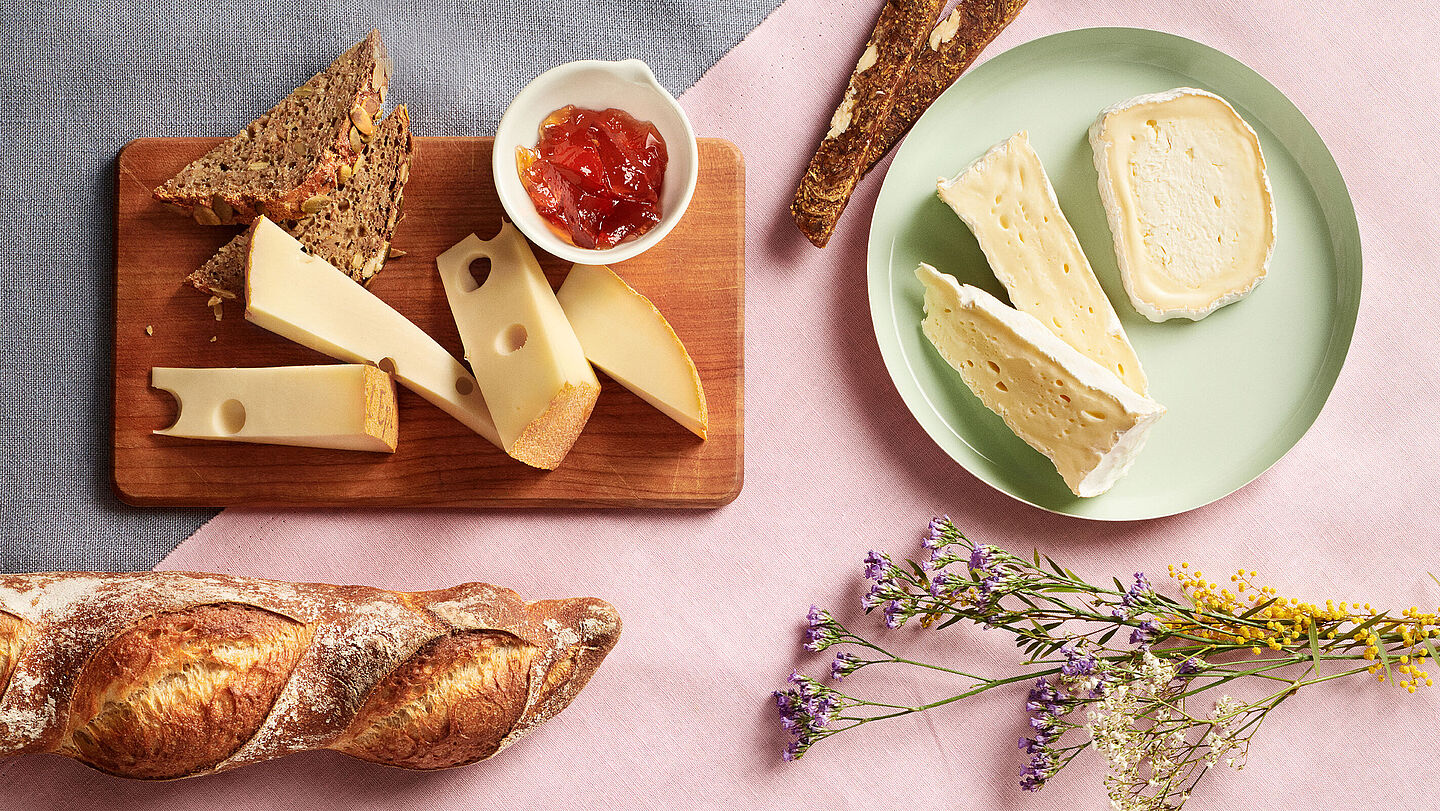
[866,26,1363,521]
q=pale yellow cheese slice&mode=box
[1089,88,1276,321]
[937,131,1148,395]
[244,217,501,448]
[556,263,708,439]
[435,222,599,470]
[917,264,1164,497]
[152,365,397,452]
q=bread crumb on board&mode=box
[145,325,153,336]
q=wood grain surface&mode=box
[113,137,744,508]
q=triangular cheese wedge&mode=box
[938,131,1148,395]
[244,217,501,448]
[556,263,708,439]
[435,222,599,470]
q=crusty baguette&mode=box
[187,106,415,299]
[153,30,391,226]
[0,571,620,780]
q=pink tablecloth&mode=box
[7,1,1438,807]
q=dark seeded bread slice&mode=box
[187,106,414,299]
[154,30,391,226]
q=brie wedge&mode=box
[916,264,1164,497]
[938,131,1148,395]
[1089,88,1276,321]
[556,263,708,439]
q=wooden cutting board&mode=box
[113,137,744,508]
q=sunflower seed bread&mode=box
[153,30,392,226]
[186,106,414,299]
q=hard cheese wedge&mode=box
[1089,88,1275,321]
[152,364,398,452]
[917,264,1164,497]
[435,222,599,470]
[244,217,501,448]
[556,263,708,439]
[937,131,1148,395]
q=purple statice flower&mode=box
[922,515,950,551]
[830,652,862,681]
[803,605,840,652]
[1129,619,1162,647]
[883,600,905,629]
[863,550,890,580]
[1019,750,1054,791]
[1059,643,1097,677]
[929,572,951,597]
[776,671,844,761]
[968,543,992,574]
[1112,571,1154,618]
[1178,656,1203,677]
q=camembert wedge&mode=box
[1089,88,1276,321]
[937,131,1148,395]
[435,222,599,470]
[556,263,708,439]
[244,217,501,448]
[917,264,1164,497]
[152,365,398,452]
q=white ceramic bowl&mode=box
[494,59,699,265]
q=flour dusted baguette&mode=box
[0,571,620,780]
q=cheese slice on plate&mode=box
[556,263,708,439]
[152,365,398,452]
[244,217,501,448]
[1089,88,1276,321]
[435,222,599,470]
[916,264,1164,497]
[938,131,1148,395]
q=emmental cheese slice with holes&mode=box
[917,264,1164,497]
[556,263,708,439]
[152,365,398,452]
[937,131,1148,395]
[1089,88,1276,321]
[435,222,599,470]
[243,217,502,448]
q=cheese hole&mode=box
[995,381,1009,393]
[1017,232,1026,244]
[1117,363,1126,377]
[217,399,246,435]
[455,377,475,396]
[1054,379,1065,386]
[377,357,397,375]
[999,214,1010,229]
[497,323,528,355]
[986,360,1000,373]
[1052,317,1063,330]
[1213,195,1222,208]
[459,256,492,293]
[1062,263,1070,274]
[1059,394,1071,403]
[1081,409,1106,422]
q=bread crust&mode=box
[0,572,620,780]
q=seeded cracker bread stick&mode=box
[862,0,1028,175]
[791,0,943,248]
[791,1,1028,247]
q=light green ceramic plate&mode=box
[868,28,1361,520]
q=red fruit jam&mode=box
[516,106,668,250]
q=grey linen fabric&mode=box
[0,0,780,572]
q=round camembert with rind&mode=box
[1089,88,1276,322]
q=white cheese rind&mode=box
[937,131,1149,395]
[556,263,708,439]
[243,217,501,448]
[435,222,599,469]
[1089,88,1276,321]
[916,264,1165,497]
[152,365,397,452]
